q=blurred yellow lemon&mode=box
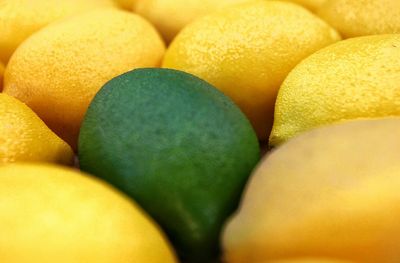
[163,0,340,140]
[0,94,73,165]
[114,0,136,9]
[270,34,400,146]
[282,0,326,12]
[135,0,252,43]
[0,163,177,263]
[0,0,116,63]
[0,62,4,90]
[224,118,400,263]
[4,8,165,149]
[318,0,400,38]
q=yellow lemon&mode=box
[0,0,116,63]
[281,0,326,12]
[270,34,400,146]
[0,94,73,165]
[318,0,400,38]
[224,118,400,263]
[135,0,252,43]
[0,62,4,90]
[114,0,136,9]
[4,8,165,150]
[0,163,177,263]
[163,1,340,140]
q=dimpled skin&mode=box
[270,35,400,147]
[224,118,400,263]
[0,163,177,263]
[135,0,252,43]
[282,0,326,12]
[318,0,400,38]
[4,9,165,149]
[78,68,260,262]
[163,1,340,140]
[0,0,116,63]
[0,94,73,165]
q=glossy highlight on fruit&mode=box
[163,0,340,140]
[79,68,260,262]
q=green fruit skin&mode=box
[78,68,260,262]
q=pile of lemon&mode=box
[1,0,400,262]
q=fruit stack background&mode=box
[0,0,400,263]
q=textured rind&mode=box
[0,163,177,263]
[318,0,400,38]
[270,34,400,146]
[0,94,73,165]
[4,8,165,149]
[78,68,260,262]
[163,0,340,140]
[224,118,400,263]
[135,0,252,43]
[0,0,116,63]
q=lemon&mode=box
[4,8,165,149]
[0,94,73,165]
[224,118,400,263]
[163,1,340,140]
[0,0,116,63]
[0,163,177,263]
[0,62,4,90]
[270,34,400,146]
[281,0,326,12]
[135,0,252,43]
[114,0,136,9]
[318,0,400,38]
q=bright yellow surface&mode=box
[163,0,340,140]
[224,118,400,263]
[0,94,73,165]
[0,62,4,90]
[0,0,116,63]
[318,0,400,38]
[270,34,400,146]
[0,163,177,263]
[4,8,165,149]
[114,0,136,9]
[281,0,326,12]
[135,0,252,43]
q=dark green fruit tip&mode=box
[78,68,260,263]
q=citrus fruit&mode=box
[318,0,400,38]
[0,0,115,63]
[282,0,326,12]
[270,34,400,146]
[114,0,136,9]
[0,163,177,263]
[135,0,252,43]
[163,0,340,140]
[3,8,165,150]
[0,62,4,90]
[224,118,400,263]
[78,68,260,262]
[0,94,73,165]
